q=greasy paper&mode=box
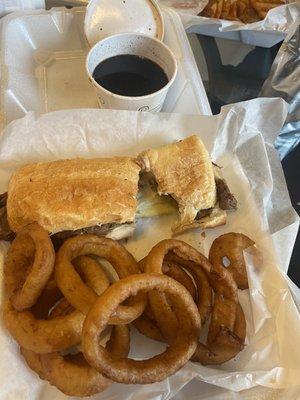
[159,0,300,36]
[0,98,299,400]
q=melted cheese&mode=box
[137,175,178,218]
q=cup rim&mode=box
[86,32,178,101]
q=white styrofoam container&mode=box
[168,0,300,48]
[0,6,211,130]
[184,19,285,48]
[173,1,300,48]
[0,0,45,17]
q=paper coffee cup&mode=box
[86,33,177,112]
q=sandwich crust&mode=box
[138,135,217,230]
[7,158,140,234]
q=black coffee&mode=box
[92,54,169,97]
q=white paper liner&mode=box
[0,98,299,400]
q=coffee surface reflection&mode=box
[92,54,169,97]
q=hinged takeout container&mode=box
[0,6,211,131]
[84,0,165,46]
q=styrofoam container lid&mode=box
[84,0,164,47]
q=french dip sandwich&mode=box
[0,135,237,242]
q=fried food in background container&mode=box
[159,0,299,48]
[200,0,285,22]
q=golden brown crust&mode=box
[7,157,140,233]
[138,135,217,231]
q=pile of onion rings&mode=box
[135,235,253,365]
[3,222,255,396]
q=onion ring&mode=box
[209,232,255,289]
[172,248,239,364]
[144,240,211,341]
[41,325,129,397]
[139,257,196,300]
[74,255,110,295]
[133,262,197,342]
[145,288,178,342]
[233,303,246,341]
[135,296,246,365]
[82,273,200,384]
[46,257,110,320]
[134,258,195,340]
[134,256,211,342]
[3,296,84,353]
[55,235,146,323]
[21,305,130,397]
[134,258,198,341]
[41,352,112,397]
[145,239,211,275]
[4,235,35,300]
[165,253,212,325]
[162,261,197,301]
[133,313,164,342]
[4,222,55,311]
[192,302,246,365]
[48,297,75,319]
[20,348,46,380]
[30,280,63,319]
[144,239,241,364]
[206,292,236,347]
[142,260,198,331]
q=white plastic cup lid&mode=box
[84,0,164,47]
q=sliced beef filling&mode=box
[138,172,158,192]
[0,192,7,208]
[51,223,120,248]
[0,193,15,241]
[216,178,237,210]
[52,223,135,249]
[0,206,15,241]
[196,208,213,220]
[195,178,237,220]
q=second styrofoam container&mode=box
[177,1,300,48]
[184,20,285,48]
